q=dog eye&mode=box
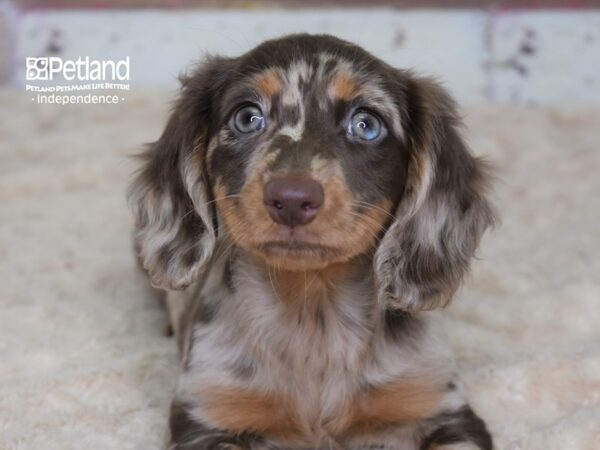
[233,105,265,133]
[347,111,381,141]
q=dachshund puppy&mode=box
[128,34,496,450]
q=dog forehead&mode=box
[249,54,367,104]
[225,38,405,140]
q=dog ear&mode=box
[374,75,497,312]
[127,57,231,290]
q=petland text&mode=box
[26,56,130,82]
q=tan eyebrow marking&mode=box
[329,72,361,101]
[254,69,282,100]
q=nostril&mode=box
[301,201,312,210]
[272,200,283,210]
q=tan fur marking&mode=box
[267,260,356,305]
[215,159,395,271]
[255,70,281,100]
[215,176,274,250]
[330,72,361,101]
[197,386,303,442]
[409,149,433,208]
[346,198,394,256]
[197,379,442,442]
[336,378,443,436]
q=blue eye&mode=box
[234,105,265,133]
[348,111,381,141]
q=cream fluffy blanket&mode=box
[0,90,598,449]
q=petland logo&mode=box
[25,56,131,105]
[26,56,130,81]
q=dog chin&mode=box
[252,240,341,271]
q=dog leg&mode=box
[418,404,493,450]
[344,383,492,450]
[167,399,252,450]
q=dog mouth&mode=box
[256,240,339,256]
[251,238,343,269]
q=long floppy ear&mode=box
[127,57,230,290]
[374,74,497,312]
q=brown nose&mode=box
[263,176,324,227]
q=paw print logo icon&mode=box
[26,57,49,80]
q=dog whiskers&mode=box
[180,194,242,220]
[352,200,396,220]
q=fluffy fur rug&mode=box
[0,89,598,449]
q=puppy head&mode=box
[128,34,495,311]
[210,36,411,272]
